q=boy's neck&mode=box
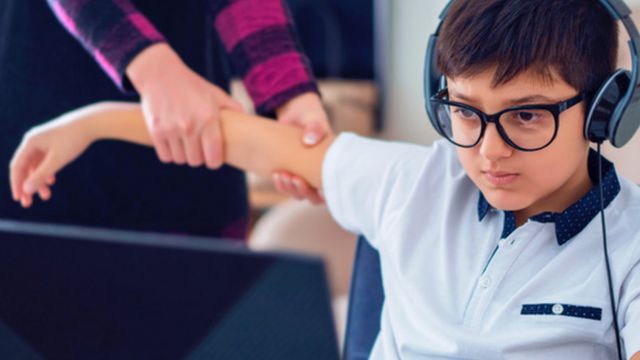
[514,152,593,228]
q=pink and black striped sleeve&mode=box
[47,0,166,92]
[211,0,320,116]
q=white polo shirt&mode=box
[322,133,640,359]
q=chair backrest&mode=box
[343,236,385,359]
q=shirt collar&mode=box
[477,149,621,246]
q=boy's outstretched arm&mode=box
[10,102,332,208]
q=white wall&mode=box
[381,0,640,182]
[380,0,446,145]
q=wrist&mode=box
[75,102,127,144]
[125,43,181,93]
[77,108,105,145]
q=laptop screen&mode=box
[0,220,339,360]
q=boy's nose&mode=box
[479,123,513,160]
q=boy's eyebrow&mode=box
[449,90,560,106]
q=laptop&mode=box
[0,219,340,360]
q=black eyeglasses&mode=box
[429,89,586,152]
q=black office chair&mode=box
[343,236,384,359]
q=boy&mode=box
[9,0,640,358]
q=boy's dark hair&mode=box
[437,0,619,94]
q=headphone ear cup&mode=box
[424,35,446,137]
[610,73,640,148]
[585,69,630,143]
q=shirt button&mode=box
[479,275,492,288]
[552,304,564,315]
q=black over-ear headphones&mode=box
[424,0,640,148]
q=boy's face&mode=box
[449,68,592,217]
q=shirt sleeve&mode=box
[47,0,166,92]
[211,0,319,116]
[321,133,434,248]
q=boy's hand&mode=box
[126,43,244,169]
[9,117,93,208]
[274,92,331,204]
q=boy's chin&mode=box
[481,189,533,213]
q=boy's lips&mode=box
[482,170,519,186]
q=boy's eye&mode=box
[505,110,546,124]
[516,111,536,122]
[453,107,477,119]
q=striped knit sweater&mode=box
[47,0,319,115]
